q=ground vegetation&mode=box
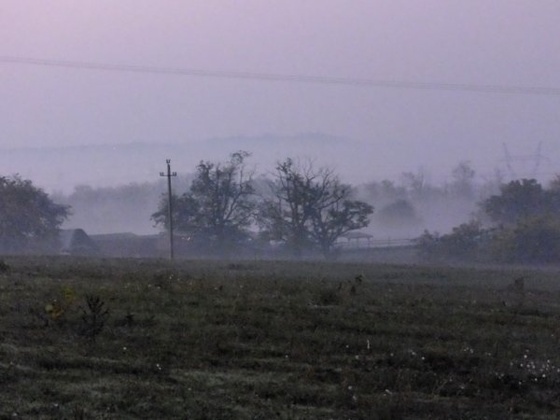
[418,178,560,264]
[1,257,560,418]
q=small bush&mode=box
[79,295,109,342]
[491,216,560,263]
[317,287,343,306]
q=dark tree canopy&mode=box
[416,221,491,263]
[483,179,546,225]
[418,177,560,264]
[257,159,324,255]
[491,216,560,264]
[258,158,373,258]
[377,199,421,228]
[152,151,255,255]
[449,161,476,199]
[0,175,70,253]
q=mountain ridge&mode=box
[0,133,371,193]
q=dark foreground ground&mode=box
[1,257,560,419]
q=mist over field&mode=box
[44,149,493,239]
[2,1,559,240]
[1,135,554,238]
[5,134,552,194]
[4,5,560,417]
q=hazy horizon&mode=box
[0,135,555,197]
[2,1,559,194]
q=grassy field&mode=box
[1,257,560,419]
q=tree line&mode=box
[417,177,560,264]
[151,152,373,258]
[2,151,559,264]
[0,175,70,253]
[0,152,373,258]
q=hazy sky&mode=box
[1,1,559,184]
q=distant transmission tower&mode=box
[502,142,545,180]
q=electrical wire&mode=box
[1,55,560,96]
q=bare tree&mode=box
[450,161,476,199]
[258,158,373,258]
[152,151,255,256]
[309,183,374,258]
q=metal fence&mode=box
[336,237,415,250]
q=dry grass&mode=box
[1,256,560,419]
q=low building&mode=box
[90,232,162,258]
[59,229,100,256]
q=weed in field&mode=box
[315,274,365,306]
[113,308,136,329]
[79,295,109,343]
[124,309,135,327]
[499,350,560,388]
[69,406,88,419]
[30,286,78,327]
[49,286,76,317]
[317,287,343,306]
[501,276,527,309]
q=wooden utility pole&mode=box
[160,159,177,260]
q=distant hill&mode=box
[203,132,367,173]
[0,143,185,193]
[0,133,379,193]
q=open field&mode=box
[1,257,560,419]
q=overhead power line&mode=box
[1,55,560,96]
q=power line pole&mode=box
[160,159,177,260]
